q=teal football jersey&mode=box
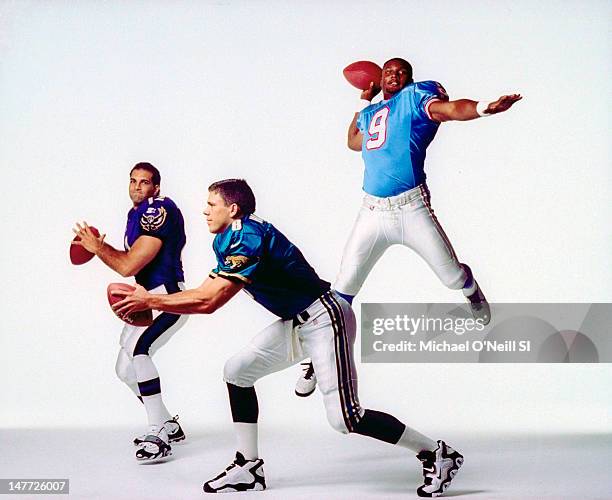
[211,215,330,319]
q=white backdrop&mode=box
[1,0,610,435]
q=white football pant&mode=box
[115,282,188,394]
[334,183,468,296]
[224,291,364,434]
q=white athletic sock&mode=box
[126,382,141,398]
[462,280,478,297]
[396,426,437,453]
[234,422,259,460]
[133,355,173,426]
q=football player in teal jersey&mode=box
[113,178,465,497]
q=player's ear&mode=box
[154,185,160,197]
[229,203,240,218]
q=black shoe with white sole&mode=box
[467,282,491,325]
[133,415,185,446]
[135,425,172,462]
[203,452,266,493]
[416,440,464,497]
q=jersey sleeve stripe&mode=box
[217,270,252,284]
[424,98,442,121]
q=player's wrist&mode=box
[476,101,492,117]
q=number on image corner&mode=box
[366,106,389,150]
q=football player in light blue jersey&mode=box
[295,58,521,408]
[113,178,465,497]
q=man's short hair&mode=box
[131,162,161,186]
[209,178,256,217]
[383,58,414,83]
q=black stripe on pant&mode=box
[133,282,182,357]
[320,292,362,432]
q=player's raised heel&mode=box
[135,425,172,462]
[416,440,463,497]
[133,415,185,446]
[203,452,266,493]
[295,361,317,397]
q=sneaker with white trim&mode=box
[294,361,317,397]
[133,415,185,446]
[416,440,464,497]
[135,424,172,461]
[203,452,266,493]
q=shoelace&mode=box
[224,453,247,473]
[301,362,315,380]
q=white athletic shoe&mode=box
[416,440,464,497]
[135,424,172,462]
[203,452,266,493]
[133,415,185,446]
[294,361,317,397]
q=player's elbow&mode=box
[347,137,361,151]
[118,265,136,278]
[118,262,144,278]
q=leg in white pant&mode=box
[334,207,391,297]
[400,188,467,290]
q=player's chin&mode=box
[384,84,400,94]
[130,194,146,204]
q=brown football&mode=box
[106,283,153,327]
[343,61,382,91]
[70,226,100,265]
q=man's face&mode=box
[129,169,158,206]
[203,190,237,234]
[381,60,412,97]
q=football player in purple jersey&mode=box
[73,162,188,462]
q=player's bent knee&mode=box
[115,349,136,385]
[223,354,258,387]
[325,409,350,435]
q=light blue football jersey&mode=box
[356,80,449,197]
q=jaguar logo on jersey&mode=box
[224,255,252,270]
[140,206,167,232]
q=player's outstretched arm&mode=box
[112,276,243,316]
[72,222,161,277]
[429,94,522,122]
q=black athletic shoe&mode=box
[467,282,491,325]
[133,415,185,446]
[294,361,317,397]
[203,452,266,493]
[416,440,464,497]
[135,425,172,462]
